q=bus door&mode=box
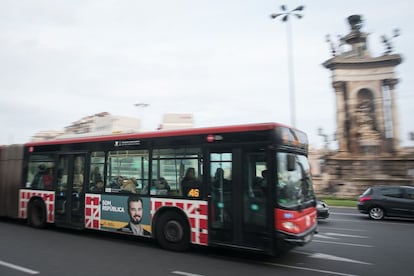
[208,148,274,254]
[54,153,86,228]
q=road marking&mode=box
[0,260,39,275]
[315,234,338,240]
[261,261,360,276]
[172,271,204,276]
[320,227,367,232]
[324,232,369,239]
[309,253,372,265]
[313,240,373,247]
[330,212,364,216]
[326,218,361,222]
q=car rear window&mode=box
[361,188,372,196]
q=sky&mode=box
[1,0,413,148]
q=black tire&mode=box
[28,199,47,228]
[155,211,190,252]
[368,206,385,220]
[275,240,295,256]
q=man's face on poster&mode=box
[128,200,143,225]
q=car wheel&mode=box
[368,206,384,220]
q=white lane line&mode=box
[171,271,204,276]
[326,219,361,222]
[313,240,373,247]
[315,234,338,240]
[0,260,39,275]
[309,253,373,265]
[324,232,370,239]
[261,261,360,276]
[320,227,367,232]
[330,212,364,216]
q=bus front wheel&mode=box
[156,211,190,252]
[28,199,47,228]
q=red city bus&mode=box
[0,123,317,255]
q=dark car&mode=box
[316,200,330,219]
[358,185,414,220]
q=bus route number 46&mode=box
[187,188,200,198]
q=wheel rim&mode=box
[164,220,183,243]
[369,207,384,219]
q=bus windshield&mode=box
[277,152,315,208]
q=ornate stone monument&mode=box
[323,15,402,156]
[317,15,414,197]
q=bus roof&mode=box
[25,122,297,147]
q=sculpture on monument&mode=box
[355,91,380,145]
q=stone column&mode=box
[389,79,400,151]
[333,81,348,152]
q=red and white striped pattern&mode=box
[19,189,55,223]
[151,198,208,245]
[85,194,101,230]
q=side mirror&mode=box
[287,154,296,171]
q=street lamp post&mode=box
[271,5,304,127]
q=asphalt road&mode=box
[1,207,413,276]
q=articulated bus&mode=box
[0,123,317,255]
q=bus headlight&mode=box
[281,221,300,233]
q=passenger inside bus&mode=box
[90,166,102,186]
[212,168,232,223]
[42,167,54,190]
[111,176,124,189]
[90,180,105,193]
[149,177,171,195]
[31,164,47,189]
[212,168,231,191]
[181,167,201,197]
[259,169,269,195]
[120,178,137,193]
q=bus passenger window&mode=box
[152,148,202,197]
[107,150,149,194]
[27,155,55,190]
[89,151,105,193]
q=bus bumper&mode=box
[276,224,318,246]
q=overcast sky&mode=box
[1,0,413,148]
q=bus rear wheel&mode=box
[28,199,47,228]
[156,211,190,252]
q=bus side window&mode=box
[107,150,149,194]
[152,148,202,198]
[89,151,105,193]
[27,155,55,190]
